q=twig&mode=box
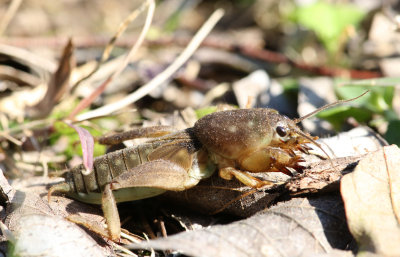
[0,35,381,79]
[75,8,225,122]
[235,45,382,79]
[0,44,57,73]
[121,230,142,244]
[0,131,22,145]
[0,0,22,36]
[71,0,151,90]
[112,242,138,257]
[2,119,52,135]
[67,0,155,120]
[0,65,42,86]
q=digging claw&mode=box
[296,156,306,163]
[298,146,308,154]
[303,144,313,150]
[287,149,296,156]
[293,161,306,171]
[297,144,313,154]
[281,167,294,176]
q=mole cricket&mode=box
[48,91,369,241]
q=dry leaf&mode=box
[10,215,107,257]
[162,174,283,217]
[130,194,355,257]
[311,127,387,159]
[66,122,94,174]
[341,145,400,256]
[287,155,362,195]
[25,39,75,119]
[3,176,113,257]
[232,70,270,109]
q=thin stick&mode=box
[71,0,151,90]
[0,65,42,86]
[109,0,155,81]
[2,119,52,135]
[0,0,22,36]
[0,35,381,79]
[67,0,155,120]
[75,9,225,122]
[0,44,57,73]
[0,131,22,145]
[120,230,142,244]
[112,242,138,257]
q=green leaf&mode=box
[339,77,400,87]
[385,120,400,146]
[317,105,372,130]
[292,1,365,53]
[195,106,218,119]
[336,85,394,113]
[50,121,105,158]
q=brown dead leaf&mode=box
[341,145,400,256]
[287,126,387,195]
[25,39,75,119]
[3,176,113,257]
[287,155,362,195]
[130,194,355,257]
[162,173,283,217]
[11,214,107,257]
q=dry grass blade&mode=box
[0,0,23,35]
[0,65,42,86]
[75,8,225,122]
[0,130,22,145]
[67,0,155,120]
[0,44,57,73]
[71,0,151,90]
[25,39,75,119]
[112,243,138,257]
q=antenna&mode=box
[293,90,370,124]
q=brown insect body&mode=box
[194,109,277,159]
[194,108,309,175]
[48,91,368,241]
[62,140,176,201]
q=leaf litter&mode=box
[341,145,400,256]
[129,194,355,257]
[0,1,400,257]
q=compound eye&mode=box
[276,126,287,137]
